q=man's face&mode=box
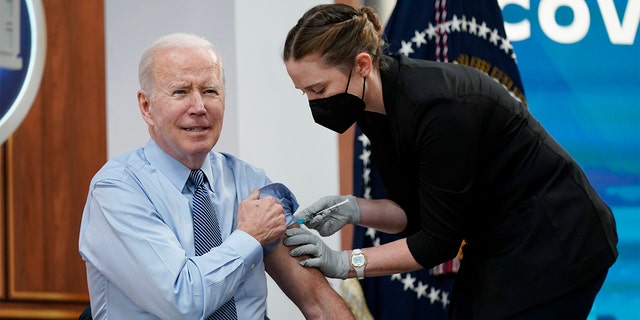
[138,46,224,169]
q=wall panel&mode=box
[0,0,106,318]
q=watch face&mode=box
[352,254,365,267]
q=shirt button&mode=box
[250,263,256,269]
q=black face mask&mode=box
[308,70,366,134]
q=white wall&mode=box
[105,1,340,319]
[105,0,239,156]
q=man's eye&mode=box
[204,89,218,95]
[173,89,187,95]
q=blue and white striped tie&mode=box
[190,169,237,320]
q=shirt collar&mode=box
[143,139,214,192]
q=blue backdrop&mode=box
[502,1,639,318]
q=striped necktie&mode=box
[190,169,237,320]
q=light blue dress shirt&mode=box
[79,139,292,320]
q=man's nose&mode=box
[189,93,206,113]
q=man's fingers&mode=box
[245,188,260,201]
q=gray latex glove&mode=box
[293,195,360,236]
[284,228,349,279]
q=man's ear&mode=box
[138,90,153,126]
[355,52,373,78]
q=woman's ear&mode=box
[355,53,373,78]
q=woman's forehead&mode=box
[286,55,345,87]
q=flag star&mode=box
[359,150,371,167]
[425,23,438,39]
[401,273,416,291]
[372,237,381,246]
[442,21,452,34]
[427,287,441,304]
[398,40,414,56]
[468,17,478,35]
[478,21,491,39]
[415,281,429,299]
[441,291,450,308]
[361,155,370,169]
[489,28,501,46]
[411,30,427,48]
[362,169,371,184]
[500,37,513,54]
[450,15,461,32]
[390,273,402,281]
[460,15,468,32]
[366,227,377,240]
[363,187,372,199]
[357,134,370,147]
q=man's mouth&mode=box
[184,127,207,132]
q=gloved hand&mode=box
[293,195,360,236]
[284,228,349,279]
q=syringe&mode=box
[296,198,350,224]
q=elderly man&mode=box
[79,33,353,320]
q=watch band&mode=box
[351,248,366,279]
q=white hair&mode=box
[138,33,224,96]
